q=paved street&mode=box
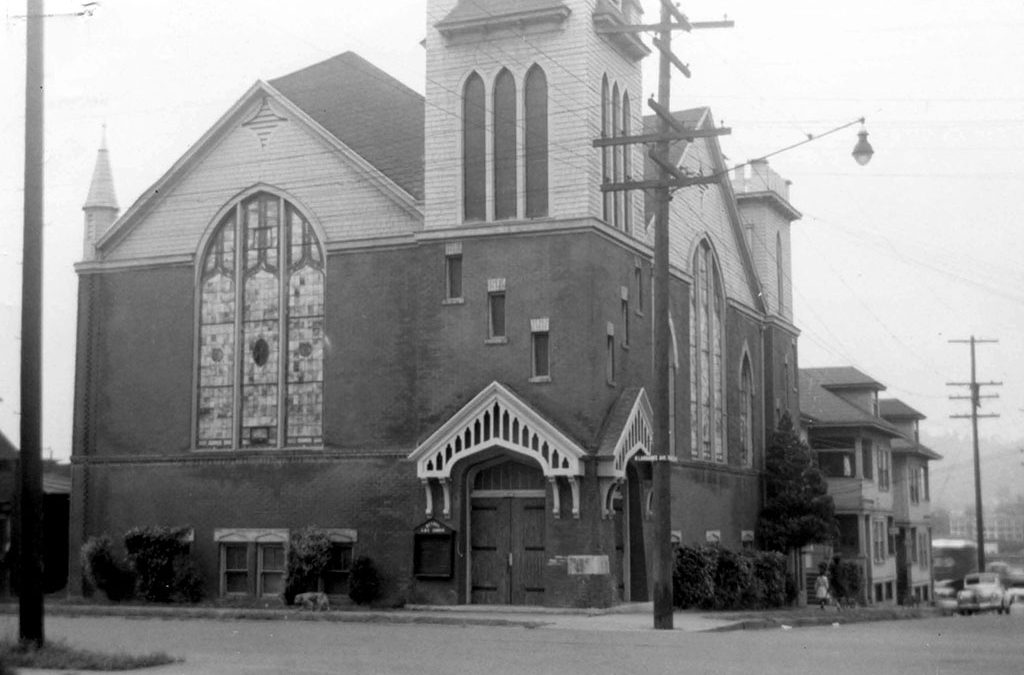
[3,611,1023,674]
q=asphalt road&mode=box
[4,612,1022,674]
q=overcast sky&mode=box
[2,0,1022,463]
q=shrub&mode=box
[829,557,863,605]
[750,550,787,608]
[80,535,134,602]
[123,526,202,603]
[672,545,717,609]
[284,527,333,605]
[348,556,380,605]
[673,545,788,610]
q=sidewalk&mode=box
[0,599,941,634]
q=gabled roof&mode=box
[803,366,886,391]
[642,107,768,315]
[879,398,925,420]
[642,107,708,223]
[595,387,652,477]
[0,431,17,460]
[96,54,423,255]
[800,370,900,436]
[891,436,942,460]
[408,381,586,480]
[269,52,424,201]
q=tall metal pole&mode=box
[650,0,674,631]
[969,337,985,571]
[20,0,46,648]
[948,335,1000,574]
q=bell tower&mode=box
[424,0,648,233]
[82,126,119,262]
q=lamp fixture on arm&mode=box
[852,123,874,166]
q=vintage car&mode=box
[956,572,1010,615]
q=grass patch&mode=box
[0,638,180,671]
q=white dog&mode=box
[295,591,330,611]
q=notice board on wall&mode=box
[413,519,455,579]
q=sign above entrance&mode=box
[415,518,454,536]
[413,519,456,580]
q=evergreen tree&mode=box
[757,413,836,553]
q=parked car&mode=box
[1006,586,1024,614]
[956,572,1010,615]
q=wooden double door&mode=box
[470,496,546,605]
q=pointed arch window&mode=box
[622,91,632,235]
[493,68,517,221]
[463,72,486,222]
[740,354,754,467]
[197,192,324,449]
[601,76,612,223]
[776,232,785,315]
[689,239,725,462]
[611,83,621,229]
[524,65,548,218]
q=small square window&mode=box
[488,292,506,339]
[532,330,550,379]
[445,253,463,300]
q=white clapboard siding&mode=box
[423,0,643,232]
[106,106,420,262]
[668,138,758,310]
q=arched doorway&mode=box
[467,458,546,605]
[610,462,649,602]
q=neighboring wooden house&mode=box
[0,431,71,595]
[801,367,940,605]
[71,0,803,606]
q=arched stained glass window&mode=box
[689,239,725,462]
[493,68,517,220]
[197,192,324,449]
[463,72,486,222]
[524,65,548,218]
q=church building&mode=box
[71,0,802,607]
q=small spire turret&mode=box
[82,125,119,261]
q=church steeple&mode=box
[82,126,119,261]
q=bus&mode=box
[932,538,978,583]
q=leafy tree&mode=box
[756,413,836,553]
[284,527,333,605]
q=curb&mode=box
[706,607,942,632]
[0,603,550,630]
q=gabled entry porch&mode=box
[408,382,654,607]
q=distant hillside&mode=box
[925,429,1024,512]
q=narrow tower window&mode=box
[524,65,549,218]
[493,69,517,220]
[463,72,486,222]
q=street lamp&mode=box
[852,127,874,166]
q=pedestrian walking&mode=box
[815,572,831,610]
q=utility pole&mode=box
[948,336,1001,573]
[20,0,46,648]
[594,0,731,629]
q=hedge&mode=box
[673,545,787,610]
